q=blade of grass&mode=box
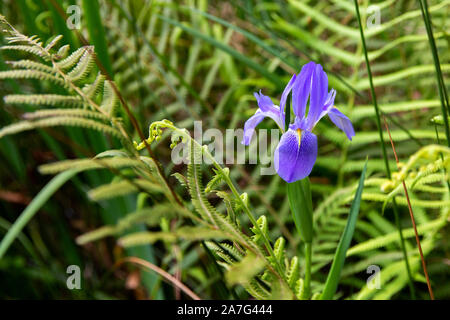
[418,0,450,147]
[0,169,78,259]
[81,0,114,76]
[320,159,367,300]
[353,0,416,299]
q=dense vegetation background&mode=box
[0,0,448,300]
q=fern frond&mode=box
[118,227,229,247]
[4,94,85,108]
[0,70,66,86]
[6,60,54,73]
[244,279,271,300]
[0,117,123,140]
[187,140,218,225]
[39,157,143,175]
[272,237,286,272]
[250,215,268,245]
[44,35,63,51]
[82,72,106,99]
[76,205,185,245]
[347,218,445,256]
[100,80,118,116]
[88,179,165,201]
[118,231,176,246]
[0,45,48,59]
[23,108,109,121]
[225,253,265,286]
[66,46,95,82]
[286,256,300,289]
[56,46,90,70]
[172,172,188,188]
[76,226,116,245]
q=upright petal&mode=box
[280,74,297,113]
[315,88,337,125]
[328,107,355,140]
[323,88,336,110]
[242,109,283,145]
[306,63,328,130]
[274,129,318,183]
[292,62,315,119]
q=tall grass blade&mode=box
[320,160,367,300]
[0,169,78,259]
[418,0,450,147]
[81,0,114,76]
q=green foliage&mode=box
[0,17,123,142]
[0,0,449,300]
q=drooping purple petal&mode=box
[254,91,275,113]
[274,129,318,183]
[280,74,297,113]
[328,107,355,141]
[306,63,328,130]
[292,62,315,119]
[242,108,283,145]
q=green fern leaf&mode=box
[4,94,85,108]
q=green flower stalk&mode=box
[287,178,313,299]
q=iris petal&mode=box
[242,109,283,145]
[328,107,355,140]
[306,63,328,130]
[323,89,336,110]
[274,129,318,183]
[254,91,275,113]
[315,88,337,125]
[280,74,297,113]
[292,62,315,119]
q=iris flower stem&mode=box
[353,0,416,299]
[301,242,312,299]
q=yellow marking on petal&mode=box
[296,129,302,148]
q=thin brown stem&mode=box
[383,116,434,300]
[117,257,201,300]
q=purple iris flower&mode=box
[242,61,355,183]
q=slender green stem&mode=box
[353,0,416,299]
[302,242,312,299]
[418,0,450,147]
